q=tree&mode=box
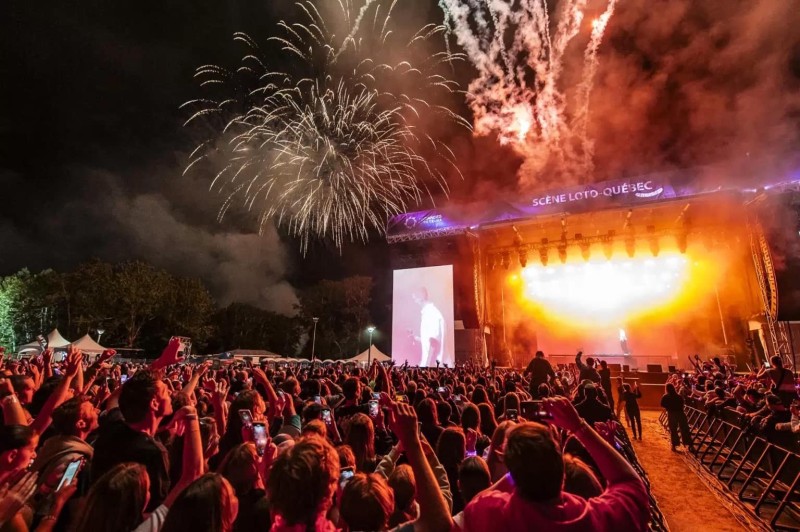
[113,261,173,347]
[209,303,301,355]
[297,276,374,358]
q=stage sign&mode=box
[386,171,732,242]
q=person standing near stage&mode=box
[576,351,601,383]
[660,383,693,452]
[621,383,643,441]
[411,287,446,367]
[598,361,615,411]
[524,351,556,398]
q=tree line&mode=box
[0,260,374,358]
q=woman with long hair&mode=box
[436,427,466,515]
[211,391,266,470]
[218,443,270,532]
[344,414,377,473]
[485,421,515,483]
[160,473,239,532]
[71,463,150,532]
[477,403,497,439]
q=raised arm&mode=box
[546,397,642,487]
[31,350,82,435]
[162,406,204,508]
[575,351,586,370]
[0,379,27,425]
[389,401,452,532]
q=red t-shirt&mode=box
[459,480,649,532]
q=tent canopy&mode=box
[47,329,71,349]
[71,334,106,354]
[347,347,391,364]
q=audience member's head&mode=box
[73,463,149,532]
[119,371,172,425]
[161,473,239,532]
[340,473,395,532]
[458,456,491,506]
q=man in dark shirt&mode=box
[91,370,173,511]
[574,384,613,427]
[524,351,556,398]
[598,360,614,410]
[575,351,601,383]
[334,377,370,420]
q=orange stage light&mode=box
[511,250,720,326]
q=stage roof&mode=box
[387,166,800,243]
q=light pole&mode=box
[311,317,319,362]
[367,326,376,366]
[96,327,105,345]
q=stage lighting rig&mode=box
[647,225,659,256]
[501,251,511,270]
[539,238,549,266]
[603,230,615,260]
[576,233,590,261]
[518,248,528,268]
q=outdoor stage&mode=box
[388,168,800,371]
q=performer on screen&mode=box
[411,287,445,366]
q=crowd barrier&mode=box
[658,400,800,530]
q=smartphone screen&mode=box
[252,423,268,456]
[313,395,322,404]
[120,374,128,384]
[339,467,355,488]
[321,408,332,425]
[57,459,82,491]
[368,400,379,418]
[371,392,380,400]
[506,408,518,421]
[437,387,446,393]
[395,394,407,403]
[238,409,254,427]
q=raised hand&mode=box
[153,337,184,369]
[98,349,116,364]
[41,348,53,367]
[466,428,478,453]
[65,349,82,378]
[388,401,420,449]
[543,396,584,433]
[0,471,38,524]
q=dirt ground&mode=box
[631,410,748,532]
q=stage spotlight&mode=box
[518,248,528,268]
[575,233,590,261]
[625,235,635,258]
[677,232,687,254]
[604,230,615,260]
[501,251,511,270]
[647,225,659,257]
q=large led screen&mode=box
[392,265,455,367]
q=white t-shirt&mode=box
[419,302,445,366]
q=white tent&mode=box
[347,347,391,364]
[70,334,106,354]
[16,328,71,357]
[47,329,71,349]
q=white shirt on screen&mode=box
[420,301,445,366]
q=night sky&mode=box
[2,1,799,326]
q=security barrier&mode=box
[659,401,800,530]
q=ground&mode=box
[633,410,749,531]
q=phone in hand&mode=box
[437,386,447,394]
[452,394,462,404]
[371,392,380,400]
[238,409,254,428]
[339,466,355,488]
[395,394,407,403]
[313,395,322,404]
[505,408,519,422]
[321,408,332,425]
[520,401,552,421]
[252,422,268,456]
[57,458,83,491]
[368,400,379,418]
[120,374,128,384]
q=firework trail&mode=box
[438,0,617,188]
[183,0,467,252]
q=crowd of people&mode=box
[0,342,656,531]
[661,354,800,451]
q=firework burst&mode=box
[183,1,468,252]
[438,0,617,187]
